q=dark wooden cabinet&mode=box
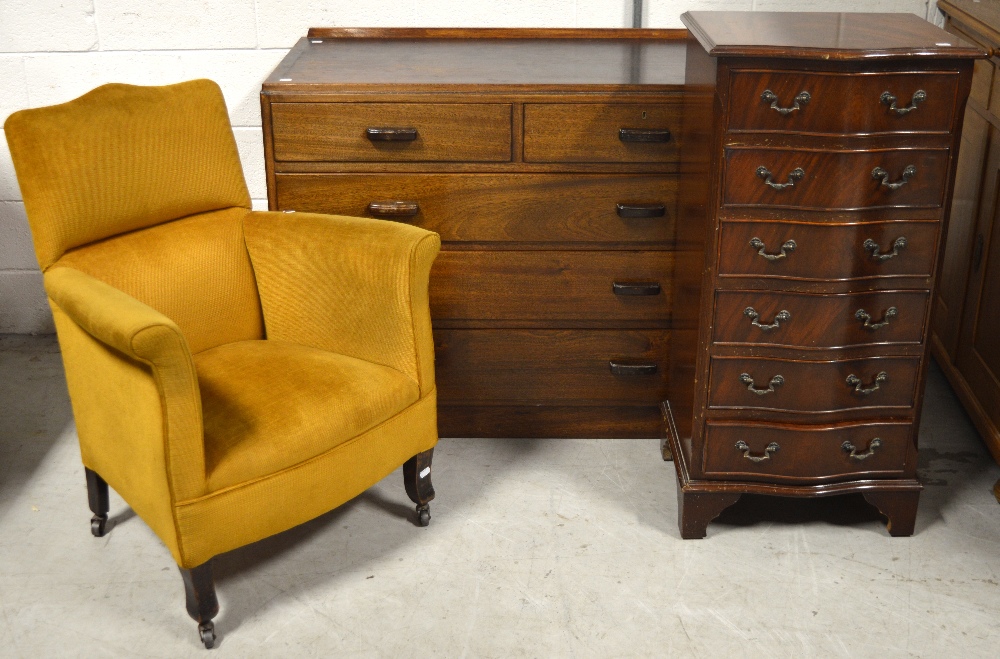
[261,28,688,438]
[935,1,1000,467]
[663,11,980,538]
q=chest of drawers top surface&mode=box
[263,28,687,92]
[682,11,982,60]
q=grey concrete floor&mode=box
[1,334,999,657]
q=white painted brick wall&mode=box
[0,0,944,334]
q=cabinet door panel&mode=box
[934,108,990,360]
[957,126,1000,442]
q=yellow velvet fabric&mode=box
[6,80,441,569]
[175,391,437,566]
[194,340,419,492]
[4,79,250,270]
[58,207,264,354]
[244,211,441,397]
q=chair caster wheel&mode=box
[198,621,216,649]
[91,514,107,537]
[416,504,430,527]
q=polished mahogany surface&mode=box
[682,11,983,60]
[664,11,980,539]
[264,28,687,90]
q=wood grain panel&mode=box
[437,404,663,438]
[708,355,920,413]
[275,173,675,243]
[703,420,911,482]
[430,250,671,321]
[270,103,511,162]
[718,221,939,281]
[723,147,950,210]
[728,70,959,134]
[713,289,930,348]
[524,103,681,163]
[434,329,671,404]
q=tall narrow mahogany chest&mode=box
[664,12,982,538]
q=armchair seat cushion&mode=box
[194,340,420,492]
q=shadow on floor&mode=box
[0,334,74,524]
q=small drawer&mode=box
[270,103,511,162]
[274,173,675,243]
[723,147,950,210]
[728,70,960,134]
[708,355,919,413]
[713,289,930,349]
[430,250,671,322]
[718,221,940,281]
[703,420,911,482]
[434,328,669,404]
[523,102,680,163]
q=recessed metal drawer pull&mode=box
[846,371,888,396]
[365,127,418,142]
[735,440,780,462]
[616,203,666,218]
[863,236,907,262]
[872,165,916,190]
[880,90,926,115]
[757,166,805,190]
[761,89,810,115]
[739,373,784,395]
[749,237,796,261]
[619,128,671,143]
[612,282,661,296]
[842,438,883,460]
[367,201,420,217]
[609,361,658,376]
[855,306,898,331]
[744,307,790,331]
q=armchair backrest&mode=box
[6,80,264,352]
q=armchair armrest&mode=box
[243,211,441,396]
[44,266,206,502]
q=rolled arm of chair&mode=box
[243,211,441,396]
[44,266,206,501]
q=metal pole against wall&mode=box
[633,0,643,28]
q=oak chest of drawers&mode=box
[663,11,981,538]
[261,28,688,438]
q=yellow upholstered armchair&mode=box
[4,79,441,648]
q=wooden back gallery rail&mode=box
[261,15,984,536]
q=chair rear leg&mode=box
[180,561,219,649]
[403,448,436,527]
[85,467,109,537]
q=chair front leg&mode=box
[180,561,219,649]
[85,467,109,537]
[403,448,436,527]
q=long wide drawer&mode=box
[713,289,930,348]
[723,147,950,210]
[430,250,671,321]
[702,420,912,482]
[274,173,675,243]
[270,103,512,162]
[524,102,681,163]
[708,355,920,413]
[434,329,670,404]
[727,70,960,135]
[718,221,939,281]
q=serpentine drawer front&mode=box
[262,28,686,438]
[717,221,939,281]
[727,71,960,134]
[664,11,981,539]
